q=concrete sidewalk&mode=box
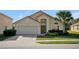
[37,39,79,42]
[0,44,79,49]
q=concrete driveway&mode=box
[0,35,37,48]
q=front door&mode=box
[40,19,47,34]
[41,25,46,34]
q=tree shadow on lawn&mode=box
[61,34,79,39]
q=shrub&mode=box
[3,29,16,36]
[58,31,63,35]
[48,29,63,33]
[63,32,69,35]
[48,30,55,33]
[48,29,63,35]
[46,32,58,36]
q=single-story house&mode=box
[0,13,13,34]
[71,19,79,32]
[14,11,64,35]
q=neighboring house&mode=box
[14,11,64,35]
[71,19,79,32]
[0,13,13,34]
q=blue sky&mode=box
[0,10,79,22]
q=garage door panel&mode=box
[16,26,40,34]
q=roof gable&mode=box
[0,13,12,20]
[14,11,61,24]
[31,11,55,19]
[71,18,79,25]
[14,16,40,24]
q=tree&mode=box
[56,10,74,33]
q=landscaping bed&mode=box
[37,31,79,44]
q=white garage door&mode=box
[16,26,40,34]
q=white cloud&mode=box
[17,15,24,19]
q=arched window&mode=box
[40,19,46,25]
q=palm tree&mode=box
[56,10,73,33]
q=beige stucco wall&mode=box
[0,14,12,34]
[35,14,64,33]
[51,20,64,30]
[15,17,40,34]
[71,22,79,32]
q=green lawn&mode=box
[37,31,79,44]
[38,41,79,44]
[0,34,12,41]
[37,34,79,40]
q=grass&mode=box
[68,30,79,34]
[0,34,12,41]
[37,31,79,44]
[37,34,79,40]
[38,41,79,44]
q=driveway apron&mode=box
[0,35,37,48]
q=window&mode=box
[57,26,59,30]
[40,19,47,34]
[76,25,79,30]
[40,19,46,25]
[73,26,74,30]
[54,22,58,24]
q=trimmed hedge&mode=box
[3,29,16,36]
[48,30,63,34]
[48,29,69,35]
[48,29,63,33]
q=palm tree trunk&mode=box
[63,24,67,33]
